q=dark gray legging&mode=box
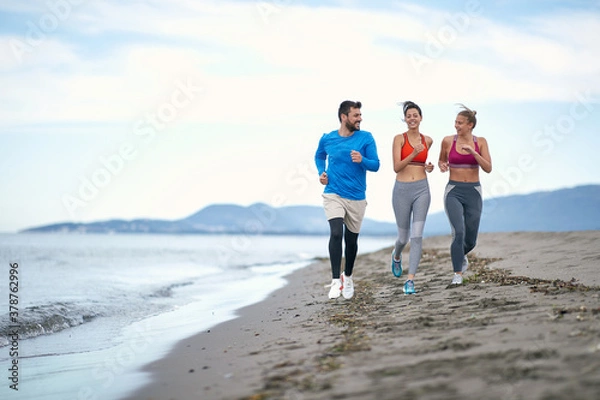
[392,179,431,276]
[444,180,483,272]
[328,218,359,279]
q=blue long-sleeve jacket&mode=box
[314,130,380,200]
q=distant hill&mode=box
[425,184,600,235]
[21,203,398,236]
[485,184,600,231]
[21,185,600,236]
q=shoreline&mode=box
[122,231,600,400]
[120,254,335,400]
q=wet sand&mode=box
[122,231,600,400]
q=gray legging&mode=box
[392,179,431,276]
[444,180,483,272]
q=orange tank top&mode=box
[400,133,428,165]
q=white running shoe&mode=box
[461,255,469,273]
[342,274,354,299]
[451,273,463,285]
[326,278,342,299]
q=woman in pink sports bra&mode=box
[438,104,492,286]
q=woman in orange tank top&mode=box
[391,101,434,295]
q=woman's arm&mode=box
[425,135,434,172]
[474,137,492,173]
[438,136,451,173]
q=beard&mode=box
[345,120,359,132]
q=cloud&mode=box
[0,0,598,129]
[1,1,600,231]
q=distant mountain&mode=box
[424,184,600,235]
[22,203,398,236]
[21,185,600,236]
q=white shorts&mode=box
[322,193,367,234]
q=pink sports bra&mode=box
[448,135,479,168]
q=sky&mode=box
[1,0,599,233]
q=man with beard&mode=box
[315,100,380,300]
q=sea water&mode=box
[0,232,392,400]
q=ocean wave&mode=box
[147,281,194,298]
[248,260,314,275]
[0,302,102,346]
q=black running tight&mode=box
[328,218,359,279]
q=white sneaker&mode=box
[326,278,342,299]
[342,274,354,299]
[461,256,469,273]
[451,273,463,285]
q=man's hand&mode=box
[319,172,328,185]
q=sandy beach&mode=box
[122,231,600,400]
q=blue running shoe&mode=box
[403,280,415,294]
[391,250,402,277]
